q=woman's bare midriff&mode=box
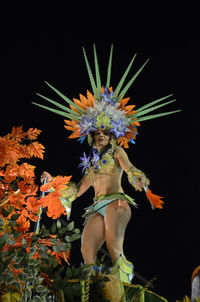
[93,170,124,198]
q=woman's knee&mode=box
[106,242,122,261]
[81,240,91,257]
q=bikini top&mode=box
[85,147,122,181]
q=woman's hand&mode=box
[40,171,52,183]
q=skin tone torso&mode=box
[77,130,144,199]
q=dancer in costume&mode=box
[37,45,180,283]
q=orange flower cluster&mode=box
[40,175,72,219]
[0,126,45,230]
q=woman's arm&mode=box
[77,174,92,197]
[40,171,92,200]
[114,147,150,191]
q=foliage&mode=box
[0,127,81,301]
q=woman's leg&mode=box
[104,199,131,263]
[81,212,105,264]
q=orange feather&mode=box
[79,94,90,106]
[73,98,86,110]
[146,189,164,209]
[69,104,82,115]
[87,90,95,104]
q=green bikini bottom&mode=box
[82,192,137,224]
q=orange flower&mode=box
[41,272,52,287]
[16,214,30,233]
[10,266,24,278]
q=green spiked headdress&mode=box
[32,44,180,148]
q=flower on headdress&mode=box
[78,152,91,173]
[110,119,127,138]
[100,87,116,106]
[95,112,112,130]
[91,148,100,170]
[79,117,97,136]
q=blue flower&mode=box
[79,117,97,136]
[110,119,126,139]
[100,87,116,106]
[92,148,100,169]
[78,152,91,173]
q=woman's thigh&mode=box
[81,212,105,250]
[104,199,131,243]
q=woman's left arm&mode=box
[114,147,150,191]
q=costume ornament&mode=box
[32,44,180,209]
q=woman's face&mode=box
[93,130,111,149]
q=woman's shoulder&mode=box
[113,146,126,156]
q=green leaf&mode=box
[21,238,27,246]
[52,245,60,253]
[58,227,67,234]
[18,273,24,281]
[26,276,36,283]
[7,206,13,214]
[33,295,41,302]
[1,207,9,217]
[113,53,137,99]
[51,222,56,234]
[12,229,22,239]
[65,242,71,249]
[36,285,47,292]
[40,290,50,297]
[73,228,80,234]
[25,287,32,298]
[32,268,38,277]
[82,47,98,98]
[106,44,113,88]
[44,81,85,114]
[66,267,72,278]
[36,93,80,116]
[93,44,101,93]
[66,221,74,231]
[118,58,149,99]
[33,277,44,286]
[11,213,20,220]
[56,220,61,229]
[71,233,81,241]
[8,239,17,245]
[136,94,173,112]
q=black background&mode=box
[1,2,199,300]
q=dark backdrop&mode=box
[1,2,199,300]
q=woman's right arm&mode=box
[77,174,92,197]
[40,171,92,199]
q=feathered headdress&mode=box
[32,44,180,148]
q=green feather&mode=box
[36,93,80,117]
[133,110,181,122]
[136,94,173,112]
[44,81,85,114]
[82,47,99,99]
[113,53,137,100]
[133,99,176,118]
[93,44,101,93]
[32,102,81,121]
[118,58,149,100]
[106,44,113,88]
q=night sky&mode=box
[1,2,200,300]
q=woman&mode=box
[41,129,149,283]
[37,45,178,283]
